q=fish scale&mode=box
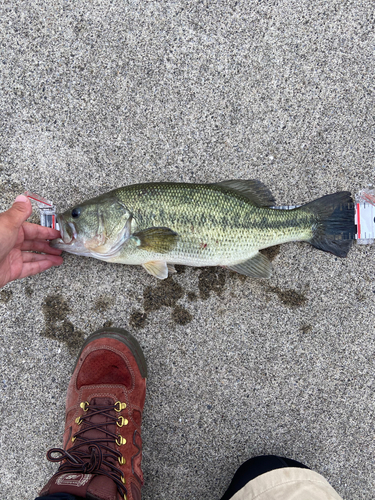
[113,183,315,266]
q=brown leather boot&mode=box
[39,328,147,500]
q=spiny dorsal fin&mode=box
[227,252,272,278]
[212,180,275,207]
[142,261,169,279]
[131,227,178,254]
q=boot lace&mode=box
[47,401,127,498]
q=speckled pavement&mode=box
[0,1,374,499]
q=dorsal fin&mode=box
[212,180,275,207]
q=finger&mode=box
[20,240,63,255]
[22,222,61,241]
[22,253,63,264]
[0,196,32,230]
[0,197,33,259]
[17,256,64,280]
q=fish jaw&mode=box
[50,216,94,256]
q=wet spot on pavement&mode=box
[130,310,148,329]
[131,278,193,327]
[198,267,226,300]
[265,286,307,308]
[42,295,85,355]
[0,290,13,303]
[143,278,185,312]
[94,295,115,313]
[171,306,193,325]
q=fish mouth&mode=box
[53,216,77,246]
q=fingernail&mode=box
[14,195,29,203]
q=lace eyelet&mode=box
[80,401,89,412]
[115,401,127,412]
[117,416,128,427]
[116,435,127,446]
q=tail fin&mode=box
[301,191,355,257]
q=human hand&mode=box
[0,195,63,289]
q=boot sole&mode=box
[73,327,148,378]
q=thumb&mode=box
[6,195,33,228]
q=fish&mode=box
[51,180,356,279]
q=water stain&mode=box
[171,306,193,325]
[42,295,85,355]
[187,291,197,302]
[300,324,312,334]
[0,290,12,303]
[94,295,115,313]
[198,267,226,300]
[130,310,147,329]
[265,286,307,308]
[131,277,194,328]
[143,278,184,312]
[260,245,281,262]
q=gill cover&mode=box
[55,197,133,259]
[82,198,133,259]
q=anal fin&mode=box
[142,261,169,279]
[227,253,272,278]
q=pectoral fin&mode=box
[227,253,272,278]
[132,227,178,254]
[142,261,169,279]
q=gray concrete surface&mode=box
[0,1,374,499]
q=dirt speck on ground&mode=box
[265,286,308,308]
[171,306,193,325]
[198,267,226,300]
[260,245,281,262]
[0,290,13,303]
[25,286,33,297]
[130,310,148,329]
[300,324,312,334]
[355,289,366,302]
[94,295,115,313]
[103,320,114,328]
[42,295,85,355]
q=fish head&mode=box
[51,197,133,258]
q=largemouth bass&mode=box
[51,180,355,279]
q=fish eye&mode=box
[71,207,81,218]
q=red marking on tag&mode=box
[25,193,53,207]
[356,203,360,239]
